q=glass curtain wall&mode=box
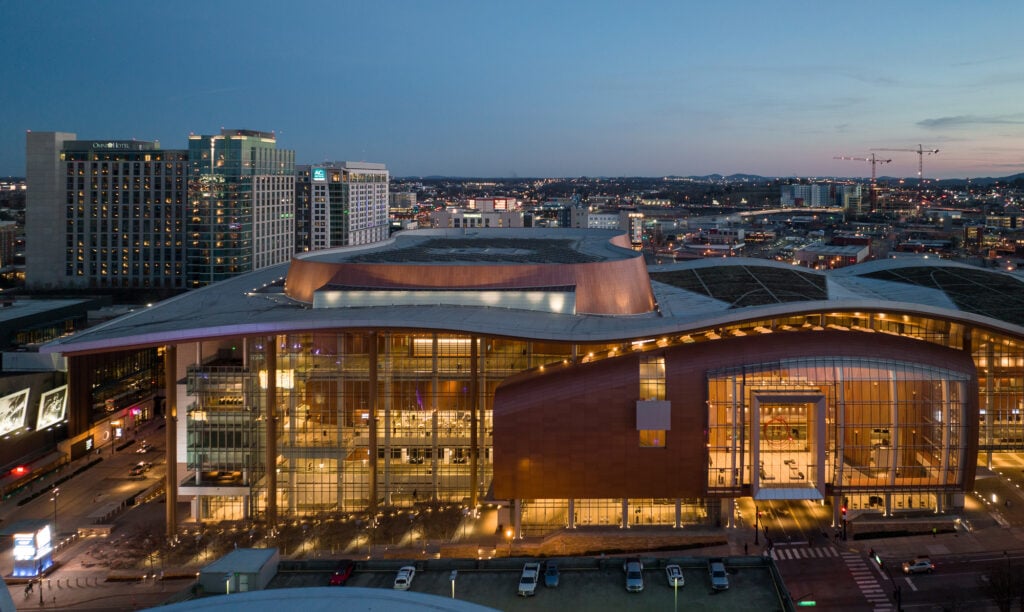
[206,332,578,521]
[707,357,970,510]
[976,331,1024,450]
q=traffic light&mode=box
[841,505,847,518]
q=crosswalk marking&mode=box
[841,552,892,610]
[770,545,839,560]
[774,548,893,610]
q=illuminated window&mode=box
[639,429,665,448]
[639,355,665,400]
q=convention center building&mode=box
[44,229,1024,536]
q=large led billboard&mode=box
[0,388,30,436]
[36,385,68,430]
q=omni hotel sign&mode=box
[91,141,150,151]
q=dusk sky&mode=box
[2,1,1023,179]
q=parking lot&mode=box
[269,557,786,611]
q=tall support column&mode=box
[368,332,379,512]
[889,369,899,485]
[622,499,630,529]
[265,339,278,531]
[939,380,951,500]
[431,334,439,501]
[336,334,346,509]
[985,342,995,469]
[470,335,479,509]
[382,333,392,504]
[513,498,522,538]
[568,499,576,529]
[674,498,681,529]
[163,345,178,540]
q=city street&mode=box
[8,440,1024,610]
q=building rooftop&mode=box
[41,232,1024,355]
[201,548,278,575]
[303,229,633,266]
[859,265,1024,326]
[0,298,94,323]
[153,586,496,612]
[650,264,828,308]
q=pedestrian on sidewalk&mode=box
[744,543,748,555]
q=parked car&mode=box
[902,557,934,574]
[393,565,415,590]
[328,559,354,586]
[518,561,541,596]
[623,558,644,592]
[544,561,560,587]
[708,558,729,591]
[665,564,684,588]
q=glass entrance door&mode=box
[752,394,826,500]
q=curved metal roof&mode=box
[42,242,1024,355]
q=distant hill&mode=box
[399,172,1024,184]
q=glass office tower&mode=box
[187,129,294,287]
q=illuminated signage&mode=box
[312,168,326,181]
[0,388,30,436]
[36,385,68,429]
[14,534,35,560]
[13,526,51,561]
[90,141,147,151]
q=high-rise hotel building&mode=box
[295,162,388,252]
[187,130,295,287]
[25,132,188,290]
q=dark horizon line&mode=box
[1,172,1022,183]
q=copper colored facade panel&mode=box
[283,236,654,314]
[492,331,978,500]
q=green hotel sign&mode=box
[312,168,326,181]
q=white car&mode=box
[902,557,934,574]
[623,558,644,592]
[665,564,684,587]
[393,565,415,590]
[518,561,541,596]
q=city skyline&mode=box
[2,1,1024,179]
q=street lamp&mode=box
[450,570,458,599]
[50,487,60,536]
[505,528,513,557]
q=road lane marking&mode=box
[904,576,918,591]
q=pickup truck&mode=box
[518,561,541,596]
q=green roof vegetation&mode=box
[862,267,1024,326]
[650,266,828,308]
[349,238,604,264]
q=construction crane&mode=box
[834,153,893,211]
[833,153,892,183]
[872,145,939,186]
